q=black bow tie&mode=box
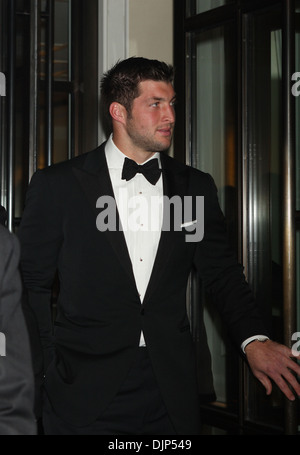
[121,157,162,185]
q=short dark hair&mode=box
[100,57,174,130]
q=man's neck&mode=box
[111,135,156,164]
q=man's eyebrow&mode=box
[147,95,177,102]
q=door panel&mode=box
[0,0,99,231]
[175,0,299,433]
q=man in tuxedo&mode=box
[0,222,36,435]
[18,57,300,435]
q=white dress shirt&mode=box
[105,135,269,351]
[105,135,163,346]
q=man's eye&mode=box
[151,102,159,107]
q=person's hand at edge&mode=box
[245,339,300,401]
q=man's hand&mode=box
[245,339,300,401]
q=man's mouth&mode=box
[157,127,173,137]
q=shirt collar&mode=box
[105,134,161,170]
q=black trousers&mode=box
[42,348,177,435]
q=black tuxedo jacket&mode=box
[18,142,268,434]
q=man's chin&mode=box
[153,138,173,153]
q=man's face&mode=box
[124,80,176,154]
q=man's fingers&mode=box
[270,351,300,398]
[281,369,300,398]
[286,356,300,376]
[246,340,300,400]
[256,373,272,396]
[257,371,298,400]
[261,366,300,400]
[274,373,298,401]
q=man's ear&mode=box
[109,102,127,125]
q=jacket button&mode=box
[141,305,145,315]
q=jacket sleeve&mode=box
[18,170,63,374]
[0,229,37,435]
[192,173,270,348]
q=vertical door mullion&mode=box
[45,0,54,167]
[239,6,247,434]
[70,0,79,158]
[7,0,15,231]
[282,0,297,435]
[28,0,40,180]
[69,0,75,159]
[241,11,253,429]
[0,0,7,211]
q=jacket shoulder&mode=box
[162,153,215,187]
[40,142,106,178]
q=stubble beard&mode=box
[126,123,173,154]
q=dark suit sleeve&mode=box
[18,170,63,375]
[0,228,37,435]
[192,173,269,348]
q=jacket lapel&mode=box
[71,143,137,288]
[143,152,189,304]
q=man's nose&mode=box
[162,104,175,123]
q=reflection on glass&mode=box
[296,26,300,210]
[38,92,69,168]
[16,0,30,12]
[295,1,300,366]
[41,0,47,13]
[54,0,70,80]
[40,0,70,81]
[196,0,231,14]
[188,0,234,15]
[192,24,238,408]
[194,26,236,222]
[270,29,283,321]
[52,93,69,163]
[244,7,284,428]
[15,12,30,218]
[297,231,300,333]
[38,0,71,171]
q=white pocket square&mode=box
[180,220,197,228]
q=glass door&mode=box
[174,0,299,434]
[0,0,99,232]
[243,5,285,429]
[296,2,300,343]
[188,21,239,418]
[295,0,300,431]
